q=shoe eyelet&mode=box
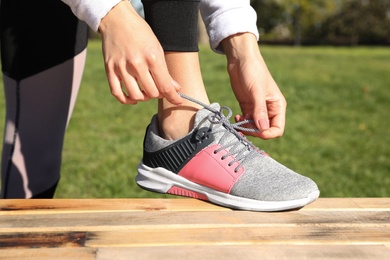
[213,150,217,154]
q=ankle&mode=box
[158,108,197,140]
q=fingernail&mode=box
[258,119,270,130]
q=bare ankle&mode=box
[157,106,198,140]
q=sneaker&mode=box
[136,94,319,211]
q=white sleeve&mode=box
[200,0,259,54]
[61,0,123,32]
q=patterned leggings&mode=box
[0,0,200,198]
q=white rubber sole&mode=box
[136,162,320,212]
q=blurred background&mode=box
[120,0,390,46]
[251,0,390,46]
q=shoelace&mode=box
[178,92,264,172]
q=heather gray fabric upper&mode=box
[144,103,319,202]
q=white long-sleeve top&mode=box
[199,0,258,53]
[61,0,259,53]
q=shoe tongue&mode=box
[194,103,221,127]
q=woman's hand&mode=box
[99,1,182,105]
[221,33,287,139]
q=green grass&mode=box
[1,41,389,198]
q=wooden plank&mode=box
[1,210,389,232]
[0,199,228,216]
[96,245,390,260]
[0,248,96,260]
[348,198,390,209]
[0,232,87,249]
[2,226,388,248]
[304,198,390,211]
[1,213,389,248]
[1,198,390,216]
[0,198,389,259]
[85,226,390,247]
[1,245,389,260]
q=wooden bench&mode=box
[0,198,389,259]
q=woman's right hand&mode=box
[98,1,182,105]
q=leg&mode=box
[0,0,88,198]
[137,0,319,211]
[142,0,209,140]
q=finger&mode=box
[150,61,182,105]
[133,69,161,100]
[258,127,283,139]
[258,112,286,139]
[106,67,134,104]
[119,66,149,103]
[253,103,269,132]
[249,88,269,133]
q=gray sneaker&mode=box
[136,94,319,211]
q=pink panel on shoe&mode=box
[178,144,245,193]
[167,186,209,201]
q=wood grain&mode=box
[0,198,389,259]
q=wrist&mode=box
[99,0,134,33]
[221,33,260,61]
